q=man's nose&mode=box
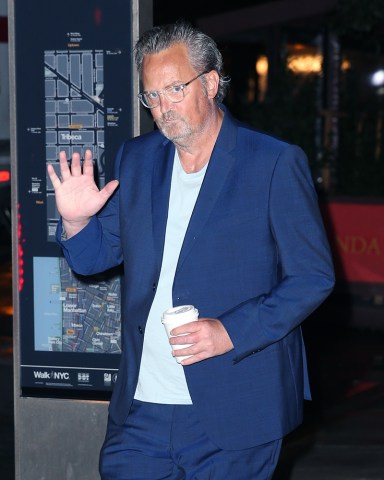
[158,92,172,113]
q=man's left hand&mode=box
[169,318,234,365]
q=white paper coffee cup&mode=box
[162,305,199,363]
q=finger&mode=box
[173,345,198,362]
[82,149,94,177]
[170,333,195,346]
[59,151,71,180]
[47,163,62,191]
[180,352,206,365]
[70,152,82,177]
[173,345,194,356]
[171,321,199,336]
[100,180,119,199]
[180,356,196,365]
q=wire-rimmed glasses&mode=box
[138,71,208,109]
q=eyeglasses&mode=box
[138,71,208,109]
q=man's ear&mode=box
[205,70,220,99]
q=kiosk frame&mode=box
[9,0,152,477]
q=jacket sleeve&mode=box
[219,145,335,362]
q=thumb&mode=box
[101,180,119,198]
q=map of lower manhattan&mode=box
[34,257,121,353]
[44,48,107,242]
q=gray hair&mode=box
[134,21,230,103]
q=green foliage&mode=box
[226,0,384,197]
[336,67,384,196]
[329,0,384,35]
[229,66,319,171]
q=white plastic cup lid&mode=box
[162,305,199,323]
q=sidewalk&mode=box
[0,335,14,480]
[274,303,384,479]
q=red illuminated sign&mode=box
[321,202,384,284]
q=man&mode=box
[48,21,334,480]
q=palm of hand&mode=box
[47,150,118,228]
[55,174,103,222]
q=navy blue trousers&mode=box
[99,400,282,480]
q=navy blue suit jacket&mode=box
[59,108,334,450]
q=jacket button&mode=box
[138,326,144,334]
[152,283,157,292]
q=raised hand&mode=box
[47,149,119,238]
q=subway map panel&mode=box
[34,257,121,353]
[45,49,106,242]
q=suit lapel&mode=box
[177,111,238,269]
[152,139,175,270]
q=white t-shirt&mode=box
[134,152,208,404]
